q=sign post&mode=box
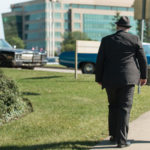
[134,0,150,42]
[75,41,78,79]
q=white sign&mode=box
[76,40,100,54]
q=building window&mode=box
[79,4,95,9]
[72,4,79,8]
[64,13,69,20]
[55,41,61,48]
[64,22,69,30]
[96,6,111,10]
[26,32,45,40]
[25,34,28,40]
[74,23,81,30]
[54,13,61,19]
[24,3,45,12]
[55,22,61,28]
[74,13,81,20]
[12,7,23,12]
[25,15,30,21]
[25,22,45,31]
[64,4,70,9]
[25,13,45,21]
[25,24,29,30]
[55,32,61,38]
[55,3,61,9]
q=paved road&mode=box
[34,67,82,74]
[91,111,150,150]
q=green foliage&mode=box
[136,19,150,42]
[61,31,91,52]
[0,70,32,124]
[111,12,120,33]
[0,68,150,150]
[144,19,150,42]
[6,36,25,49]
[136,20,141,38]
[3,16,19,39]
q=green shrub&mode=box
[0,70,33,125]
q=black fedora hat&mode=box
[115,16,132,28]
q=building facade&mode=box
[2,0,136,57]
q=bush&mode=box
[0,70,33,125]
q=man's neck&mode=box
[117,27,129,32]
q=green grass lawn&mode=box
[45,64,67,69]
[0,68,150,150]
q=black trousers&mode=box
[106,85,135,144]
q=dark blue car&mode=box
[59,43,150,74]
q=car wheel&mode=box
[81,63,95,74]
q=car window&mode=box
[143,44,150,55]
[0,39,13,49]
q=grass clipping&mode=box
[0,70,33,125]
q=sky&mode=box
[0,0,31,39]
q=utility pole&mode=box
[141,0,146,42]
[134,0,150,42]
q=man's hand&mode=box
[140,79,147,86]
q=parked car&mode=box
[59,43,150,74]
[0,39,47,69]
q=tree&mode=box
[111,12,120,33]
[6,36,25,49]
[136,20,141,38]
[136,19,150,42]
[144,19,150,42]
[61,31,91,52]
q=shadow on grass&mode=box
[22,92,40,96]
[1,140,150,150]
[24,76,64,80]
[92,139,150,149]
[0,141,98,150]
[23,75,94,83]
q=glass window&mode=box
[64,22,69,30]
[128,8,134,11]
[12,7,23,12]
[54,13,61,19]
[79,5,95,9]
[25,22,45,31]
[25,12,45,21]
[64,13,69,20]
[55,3,61,9]
[64,4,70,9]
[72,4,79,8]
[74,23,81,29]
[96,6,111,10]
[55,41,61,48]
[55,32,61,38]
[26,32,45,40]
[74,13,81,20]
[24,3,45,12]
[25,24,29,30]
[83,14,137,41]
[55,22,61,28]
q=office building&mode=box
[2,0,136,57]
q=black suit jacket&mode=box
[95,30,148,88]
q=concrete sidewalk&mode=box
[91,111,150,150]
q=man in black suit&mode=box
[95,16,147,148]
